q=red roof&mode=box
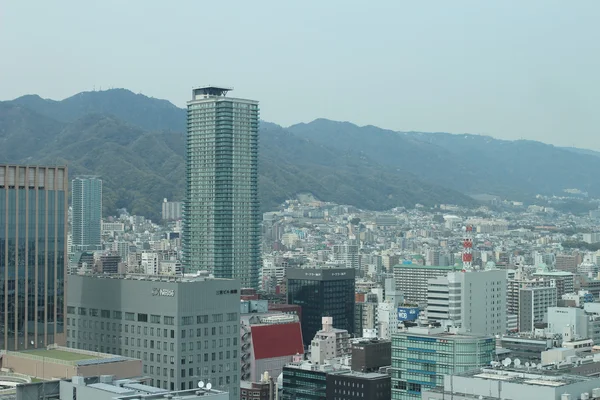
[251,322,304,360]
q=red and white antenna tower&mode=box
[462,225,473,270]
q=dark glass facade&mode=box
[281,366,327,400]
[0,165,68,350]
[287,268,355,346]
[326,372,391,400]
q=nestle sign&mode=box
[152,288,175,297]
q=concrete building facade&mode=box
[393,264,459,304]
[66,274,241,399]
[518,286,557,332]
[161,198,183,221]
[427,269,507,336]
[422,368,600,400]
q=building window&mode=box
[138,313,148,322]
[164,316,174,325]
[125,312,134,321]
[151,314,161,324]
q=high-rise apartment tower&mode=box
[0,165,68,350]
[71,176,102,251]
[183,86,260,289]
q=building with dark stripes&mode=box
[0,164,68,350]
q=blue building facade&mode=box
[391,329,494,399]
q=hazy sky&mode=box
[1,1,599,149]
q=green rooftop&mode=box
[19,349,99,362]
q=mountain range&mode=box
[1,89,598,220]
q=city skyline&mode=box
[4,2,600,399]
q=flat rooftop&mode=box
[13,347,134,366]
[74,272,225,283]
[461,367,591,387]
[399,328,491,339]
[332,370,389,379]
[18,349,99,362]
[533,271,573,276]
[393,264,460,270]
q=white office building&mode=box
[422,367,600,400]
[141,252,160,275]
[547,306,600,344]
[426,269,506,336]
[310,317,351,365]
[393,264,459,304]
[377,301,398,340]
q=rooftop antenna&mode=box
[206,382,212,390]
[462,225,474,270]
[502,357,512,367]
[514,358,521,368]
[198,381,204,388]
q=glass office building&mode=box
[287,268,355,346]
[0,165,68,350]
[71,176,102,251]
[183,87,260,289]
[391,328,494,400]
[282,364,327,400]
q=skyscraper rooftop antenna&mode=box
[462,225,473,270]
